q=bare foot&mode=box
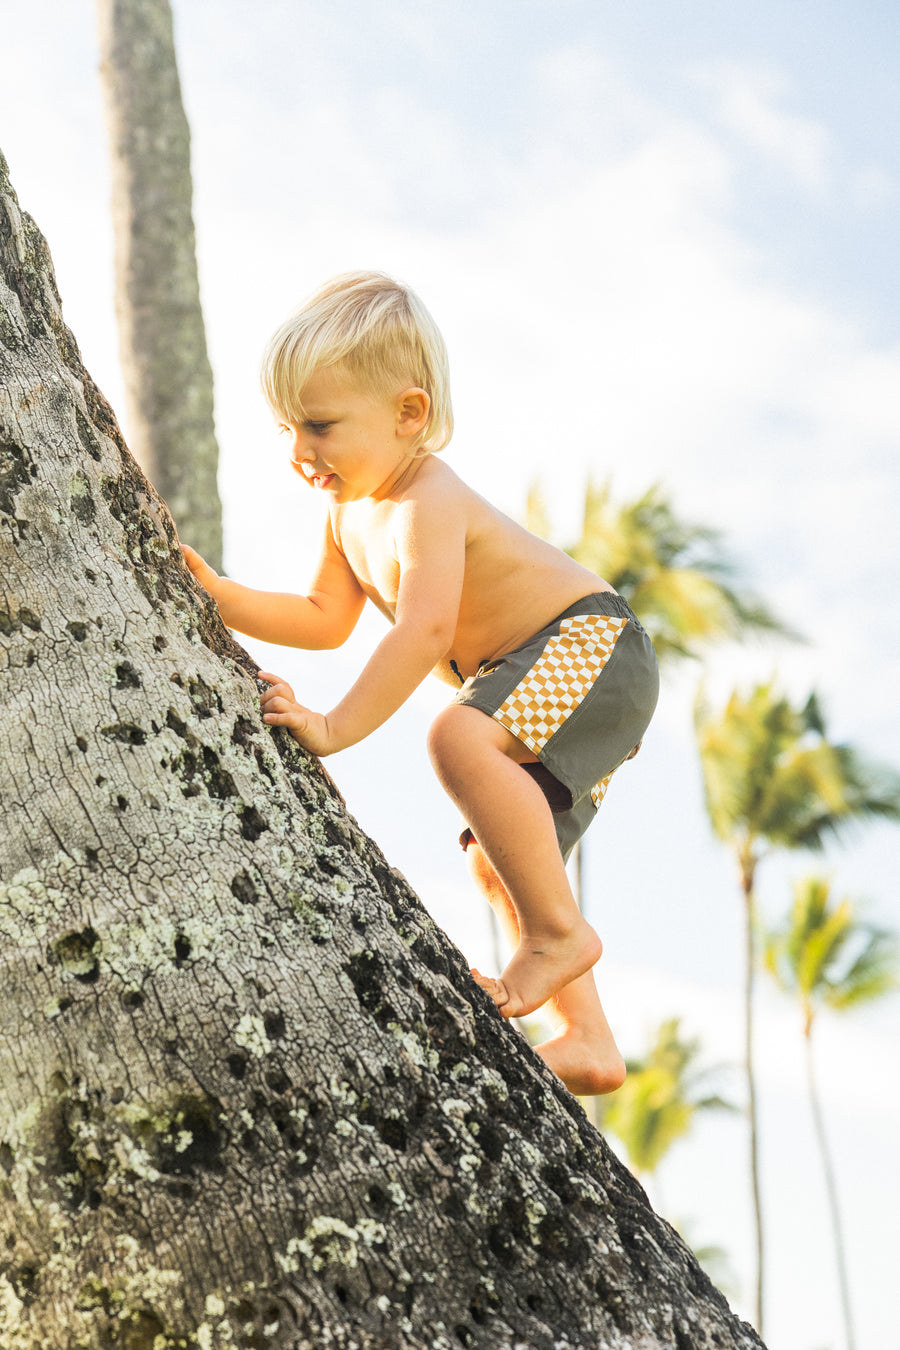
[535,1027,626,1096]
[472,917,603,1019]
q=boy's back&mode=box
[331,453,612,684]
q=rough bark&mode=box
[96,0,223,569]
[0,152,766,1350]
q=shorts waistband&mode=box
[550,591,641,629]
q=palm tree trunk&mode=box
[805,1022,856,1350]
[96,0,223,569]
[741,865,765,1334]
[571,837,583,910]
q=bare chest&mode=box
[332,504,401,613]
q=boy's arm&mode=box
[261,491,465,754]
[181,517,366,650]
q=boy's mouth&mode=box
[299,463,336,490]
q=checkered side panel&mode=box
[493,614,627,754]
[591,773,613,809]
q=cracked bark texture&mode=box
[97,0,223,569]
[0,151,766,1350]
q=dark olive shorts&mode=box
[452,592,659,862]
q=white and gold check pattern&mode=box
[493,614,627,754]
[591,774,613,809]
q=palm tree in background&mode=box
[97,0,224,568]
[764,876,898,1350]
[526,478,789,663]
[695,684,900,1335]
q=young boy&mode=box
[182,271,659,1096]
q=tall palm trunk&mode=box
[96,0,223,568]
[740,857,765,1333]
[804,1018,856,1350]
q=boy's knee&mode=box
[427,705,463,767]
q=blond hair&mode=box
[260,271,453,455]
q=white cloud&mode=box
[695,61,833,193]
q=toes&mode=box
[470,969,510,1008]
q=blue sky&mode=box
[2,4,899,1347]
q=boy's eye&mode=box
[306,421,331,436]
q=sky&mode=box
[2,3,899,1346]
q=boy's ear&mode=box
[396,387,430,438]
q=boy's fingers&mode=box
[257,670,290,689]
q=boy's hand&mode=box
[258,671,339,756]
[181,543,220,597]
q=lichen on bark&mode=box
[0,148,766,1349]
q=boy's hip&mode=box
[451,590,659,809]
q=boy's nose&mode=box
[288,437,319,479]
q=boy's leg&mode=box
[427,703,602,1019]
[465,841,625,1095]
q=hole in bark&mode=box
[57,996,74,1014]
[0,440,37,517]
[377,1117,407,1152]
[486,1224,516,1268]
[173,934,192,965]
[166,708,188,737]
[114,662,142,689]
[239,805,268,841]
[455,1327,473,1346]
[75,407,102,463]
[101,723,146,747]
[201,746,238,799]
[526,1294,543,1312]
[153,634,167,651]
[85,569,97,583]
[0,1144,13,1175]
[11,1263,39,1304]
[19,608,41,630]
[231,715,257,747]
[537,1214,589,1266]
[367,1183,389,1213]
[155,1096,225,1176]
[263,1011,286,1041]
[231,870,258,904]
[265,1070,291,1097]
[187,676,223,718]
[5,1232,15,1249]
[49,928,101,983]
[315,852,342,878]
[540,1163,577,1204]
[115,795,129,811]
[116,1307,165,1348]
[87,1188,102,1209]
[478,1120,505,1163]
[85,847,99,868]
[335,1284,348,1305]
[226,1053,249,1080]
[67,621,89,642]
[122,990,144,1010]
[75,736,88,752]
[344,950,396,1026]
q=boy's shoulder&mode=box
[401,454,470,505]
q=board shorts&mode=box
[451,592,659,862]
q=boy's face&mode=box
[279,366,428,504]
